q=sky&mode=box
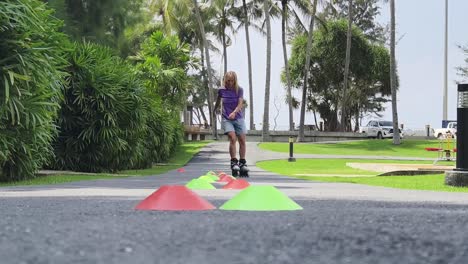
[210,0,468,131]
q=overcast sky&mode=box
[211,0,468,131]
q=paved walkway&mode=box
[1,142,467,204]
[2,142,468,264]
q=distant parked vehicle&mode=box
[432,122,457,139]
[359,120,403,139]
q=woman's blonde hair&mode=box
[223,71,239,93]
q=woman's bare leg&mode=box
[227,131,237,159]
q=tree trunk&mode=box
[193,0,217,139]
[262,0,272,141]
[281,0,294,131]
[298,0,318,142]
[354,108,360,132]
[222,9,228,75]
[390,0,400,144]
[313,110,318,130]
[242,0,255,130]
[199,44,210,126]
[340,0,353,132]
[198,106,208,127]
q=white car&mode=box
[359,120,403,139]
[432,122,457,139]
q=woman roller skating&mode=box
[213,71,249,177]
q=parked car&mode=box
[359,120,403,139]
[432,122,457,139]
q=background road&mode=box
[1,142,468,264]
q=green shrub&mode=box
[51,42,147,172]
[142,99,183,165]
[0,0,68,181]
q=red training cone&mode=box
[222,179,250,189]
[217,174,235,183]
[177,168,186,173]
[135,185,215,211]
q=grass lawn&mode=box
[259,139,456,158]
[256,158,468,192]
[0,141,211,187]
[294,174,468,193]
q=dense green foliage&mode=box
[50,31,189,173]
[0,1,204,180]
[288,20,392,131]
[137,31,193,109]
[50,42,147,172]
[136,31,192,164]
[140,99,183,169]
[321,0,386,43]
[45,0,148,56]
[0,0,68,181]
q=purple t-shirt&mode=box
[218,87,243,120]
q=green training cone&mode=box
[204,173,219,181]
[220,185,303,211]
[186,179,216,190]
[198,175,216,183]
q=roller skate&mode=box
[231,158,240,177]
[239,159,249,177]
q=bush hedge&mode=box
[0,0,68,181]
[50,42,147,172]
[51,41,184,172]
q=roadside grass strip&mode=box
[259,139,455,158]
[0,174,118,187]
[257,158,468,193]
[0,141,211,187]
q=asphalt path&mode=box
[1,142,468,264]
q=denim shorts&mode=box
[222,118,247,135]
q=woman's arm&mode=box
[228,96,243,120]
[232,97,243,114]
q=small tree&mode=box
[288,20,393,131]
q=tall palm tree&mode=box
[233,0,266,130]
[280,0,310,131]
[149,0,187,34]
[262,0,272,141]
[193,0,217,138]
[211,0,236,75]
[149,0,218,137]
[169,3,223,131]
[281,0,294,131]
[389,0,400,144]
[297,0,318,142]
[340,0,353,132]
[241,0,255,130]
